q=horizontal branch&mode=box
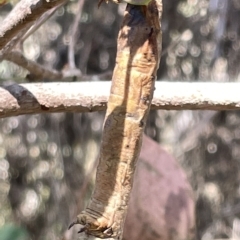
[0,81,240,118]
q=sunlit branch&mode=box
[21,1,67,43]
[0,81,240,119]
[0,0,69,54]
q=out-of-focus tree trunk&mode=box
[123,135,195,240]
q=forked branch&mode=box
[0,0,68,54]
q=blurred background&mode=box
[1,0,240,239]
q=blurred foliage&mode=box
[0,224,29,240]
[1,0,240,240]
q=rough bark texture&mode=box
[0,0,68,54]
[123,135,195,240]
[1,81,240,119]
[71,135,196,240]
[69,1,162,239]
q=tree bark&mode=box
[68,1,162,239]
[0,0,68,54]
[1,81,240,119]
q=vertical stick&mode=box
[69,1,162,239]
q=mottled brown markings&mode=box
[141,95,150,105]
[139,121,144,127]
[69,1,162,238]
[149,27,154,37]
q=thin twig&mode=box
[68,0,85,70]
[4,51,62,80]
[0,29,29,61]
[3,50,111,81]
